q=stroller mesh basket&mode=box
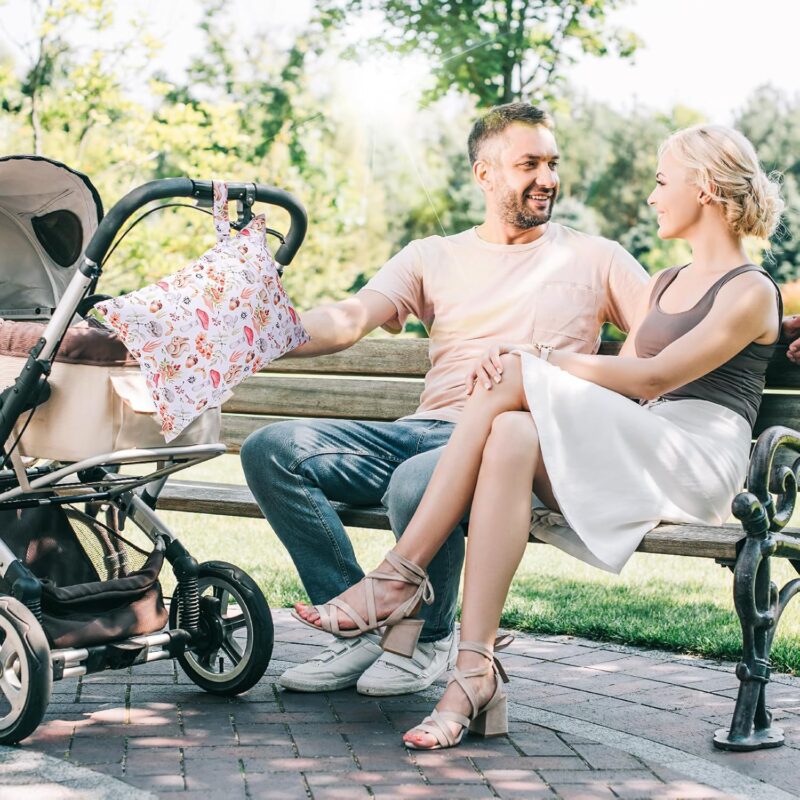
[64,508,150,580]
[0,505,168,649]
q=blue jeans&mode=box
[240,418,464,642]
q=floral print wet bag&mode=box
[96,181,310,441]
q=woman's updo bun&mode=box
[659,124,784,239]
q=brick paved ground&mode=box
[2,608,799,799]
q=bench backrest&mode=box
[219,339,797,452]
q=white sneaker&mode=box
[357,631,457,696]
[279,633,383,692]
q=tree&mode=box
[315,0,640,108]
[735,86,800,283]
[2,0,156,156]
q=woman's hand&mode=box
[465,343,536,394]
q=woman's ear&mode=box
[698,182,717,206]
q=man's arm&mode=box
[287,289,399,358]
[605,244,650,335]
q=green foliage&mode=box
[1,0,393,301]
[736,85,800,283]
[315,0,641,108]
[1,0,797,314]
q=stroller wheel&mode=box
[0,596,52,744]
[169,561,273,695]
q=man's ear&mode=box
[473,160,492,192]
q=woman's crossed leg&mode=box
[402,408,556,747]
[294,352,534,629]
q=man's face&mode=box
[479,124,560,228]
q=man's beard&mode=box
[498,185,556,228]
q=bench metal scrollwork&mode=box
[714,425,800,751]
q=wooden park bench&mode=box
[157,337,800,753]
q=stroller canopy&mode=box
[0,156,103,319]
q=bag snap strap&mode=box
[212,180,230,242]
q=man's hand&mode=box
[782,315,800,364]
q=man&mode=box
[240,102,649,695]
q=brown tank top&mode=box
[634,264,783,428]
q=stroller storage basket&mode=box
[0,505,168,649]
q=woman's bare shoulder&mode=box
[716,269,777,307]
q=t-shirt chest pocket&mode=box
[532,282,601,345]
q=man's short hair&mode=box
[467,103,554,166]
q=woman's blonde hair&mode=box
[659,124,784,239]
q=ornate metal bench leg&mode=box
[714,493,784,751]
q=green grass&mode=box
[155,455,800,674]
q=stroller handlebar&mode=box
[84,178,308,268]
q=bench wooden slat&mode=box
[263,339,797,388]
[766,357,800,390]
[223,375,423,419]
[158,479,780,561]
[219,389,797,448]
[268,338,431,377]
[158,480,395,528]
[220,414,291,452]
[753,394,800,437]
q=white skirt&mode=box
[517,352,751,573]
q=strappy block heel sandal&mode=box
[404,635,513,750]
[291,550,434,657]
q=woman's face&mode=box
[647,148,703,240]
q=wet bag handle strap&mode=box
[212,180,230,241]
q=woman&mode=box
[293,124,784,750]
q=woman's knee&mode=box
[498,352,520,376]
[470,353,525,408]
[485,411,539,465]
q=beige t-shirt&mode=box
[363,223,648,423]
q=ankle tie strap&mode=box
[458,635,514,684]
[372,551,434,604]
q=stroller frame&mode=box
[0,175,307,743]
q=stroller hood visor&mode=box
[0,156,103,318]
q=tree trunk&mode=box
[500,0,515,103]
[30,92,42,155]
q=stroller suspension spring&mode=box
[167,543,202,635]
[25,597,43,622]
[178,575,201,633]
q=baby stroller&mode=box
[0,155,308,744]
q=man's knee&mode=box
[382,454,434,533]
[241,419,311,481]
[383,448,464,535]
